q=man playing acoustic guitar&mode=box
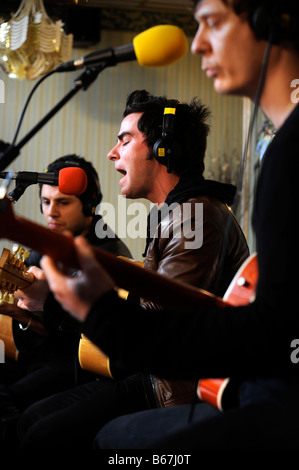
[0,154,131,446]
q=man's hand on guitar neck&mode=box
[14,265,50,312]
[40,236,116,322]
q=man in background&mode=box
[0,154,131,446]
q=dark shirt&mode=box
[83,104,299,382]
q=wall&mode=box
[0,28,244,261]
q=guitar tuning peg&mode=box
[15,258,24,269]
[8,251,18,265]
[8,293,14,304]
[21,249,30,261]
[12,244,30,260]
[12,244,21,256]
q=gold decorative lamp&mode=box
[0,0,73,80]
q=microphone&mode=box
[0,167,88,195]
[55,25,188,72]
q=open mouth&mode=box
[116,168,127,186]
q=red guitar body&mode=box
[197,253,258,410]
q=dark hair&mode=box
[41,154,102,216]
[193,0,299,49]
[193,0,297,14]
[123,89,210,176]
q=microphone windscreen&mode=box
[58,167,88,195]
[133,25,188,67]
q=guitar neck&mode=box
[0,303,46,336]
[1,197,225,310]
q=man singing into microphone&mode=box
[17,91,248,449]
[0,154,131,446]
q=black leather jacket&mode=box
[140,176,249,407]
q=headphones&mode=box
[40,157,102,217]
[153,99,181,173]
[251,3,295,44]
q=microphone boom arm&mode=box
[0,65,107,172]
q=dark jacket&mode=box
[141,175,249,407]
[83,103,299,406]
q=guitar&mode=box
[0,242,135,375]
[78,263,140,378]
[0,244,34,304]
[0,244,111,370]
[197,253,258,411]
[79,253,258,380]
[0,312,19,360]
[0,196,225,310]
[0,244,47,360]
[78,335,112,378]
[0,197,257,387]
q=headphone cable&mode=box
[211,38,273,296]
[188,39,273,424]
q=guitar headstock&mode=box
[0,244,34,304]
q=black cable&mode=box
[11,69,57,146]
[232,37,273,214]
[0,70,58,173]
[211,38,273,296]
[188,38,274,424]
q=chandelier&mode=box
[0,0,73,80]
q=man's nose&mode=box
[191,24,211,56]
[107,144,120,161]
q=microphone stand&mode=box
[8,182,33,202]
[0,65,107,173]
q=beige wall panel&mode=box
[0,30,243,260]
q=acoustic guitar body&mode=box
[0,314,18,361]
[197,253,258,411]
